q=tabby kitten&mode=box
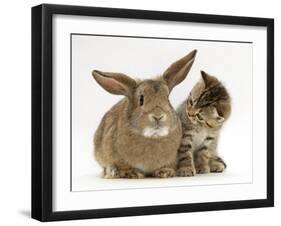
[176,71,231,176]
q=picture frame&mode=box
[32,3,274,221]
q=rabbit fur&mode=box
[92,50,197,178]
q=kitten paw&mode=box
[154,168,175,178]
[176,166,196,177]
[119,169,145,179]
[210,162,226,173]
[196,165,210,174]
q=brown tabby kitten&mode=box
[176,71,231,176]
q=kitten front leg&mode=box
[176,134,196,177]
[210,156,226,173]
[194,147,211,174]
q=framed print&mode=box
[31,4,274,221]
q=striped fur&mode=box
[176,71,231,176]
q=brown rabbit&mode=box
[92,50,197,179]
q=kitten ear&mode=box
[201,71,216,87]
[163,50,197,91]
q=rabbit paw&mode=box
[154,168,175,178]
[196,165,210,174]
[210,162,226,173]
[119,169,145,179]
[176,166,196,177]
[103,166,120,179]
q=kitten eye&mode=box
[189,99,193,105]
[216,116,224,122]
[139,95,144,106]
[196,113,204,121]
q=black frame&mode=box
[32,3,274,222]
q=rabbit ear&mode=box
[163,49,197,91]
[92,70,136,97]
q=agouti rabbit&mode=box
[92,50,197,178]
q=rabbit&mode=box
[91,50,197,179]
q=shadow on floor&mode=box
[19,210,30,218]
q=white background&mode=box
[0,0,279,225]
[71,34,253,191]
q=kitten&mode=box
[176,71,231,176]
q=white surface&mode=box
[73,173,252,192]
[53,13,266,211]
[0,0,280,226]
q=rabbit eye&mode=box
[139,95,144,106]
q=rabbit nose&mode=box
[149,113,166,122]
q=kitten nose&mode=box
[149,113,166,122]
[188,109,197,117]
